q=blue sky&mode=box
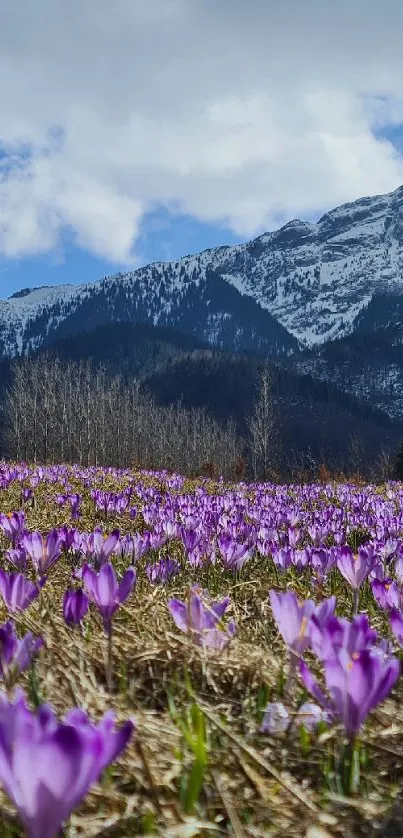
[1,0,403,300]
[0,211,245,298]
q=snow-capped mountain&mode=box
[212,182,403,345]
[0,267,298,358]
[2,182,403,365]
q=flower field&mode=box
[1,464,403,836]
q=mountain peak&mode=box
[2,183,403,355]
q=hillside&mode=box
[0,321,397,474]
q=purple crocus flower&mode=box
[0,689,134,838]
[59,525,78,551]
[218,535,253,571]
[149,530,167,550]
[181,528,202,553]
[0,511,26,547]
[371,578,401,611]
[308,613,378,662]
[260,701,289,734]
[21,530,63,578]
[161,518,181,540]
[0,569,40,613]
[395,555,403,585]
[5,547,27,571]
[269,590,316,658]
[63,589,90,626]
[131,531,151,562]
[82,562,136,634]
[294,702,331,731]
[300,649,399,737]
[0,620,43,684]
[168,585,236,649]
[272,547,293,570]
[146,558,180,584]
[69,493,82,519]
[83,528,120,567]
[312,595,337,628]
[63,706,134,773]
[336,545,374,590]
[22,487,33,504]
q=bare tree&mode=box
[3,355,243,479]
[346,430,365,478]
[373,447,393,483]
[247,362,279,480]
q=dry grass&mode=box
[0,471,402,837]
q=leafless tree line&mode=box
[2,353,391,483]
[2,356,242,478]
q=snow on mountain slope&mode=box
[207,185,403,345]
[0,259,297,358]
[2,183,403,355]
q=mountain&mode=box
[144,350,401,469]
[3,183,403,418]
[0,267,298,358]
[2,184,403,357]
[287,301,403,419]
[32,322,208,380]
[212,184,403,346]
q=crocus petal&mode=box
[96,564,118,607]
[204,596,230,628]
[14,634,44,674]
[168,599,189,632]
[201,628,230,650]
[295,702,326,731]
[82,566,97,599]
[299,660,331,712]
[118,568,136,604]
[189,592,205,635]
[260,702,289,734]
[102,531,120,560]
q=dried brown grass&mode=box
[0,472,401,837]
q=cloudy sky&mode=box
[1,0,403,297]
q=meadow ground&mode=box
[0,464,403,837]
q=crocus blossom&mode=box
[0,569,40,613]
[371,578,401,611]
[308,613,378,662]
[63,589,90,626]
[0,620,43,683]
[300,649,399,737]
[21,530,63,578]
[82,562,136,633]
[269,590,315,657]
[0,689,134,838]
[168,585,235,649]
[5,547,28,571]
[218,535,253,571]
[336,545,374,590]
[260,701,289,734]
[146,557,180,584]
[269,590,335,659]
[294,702,331,731]
[81,527,119,562]
[0,511,26,547]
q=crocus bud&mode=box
[63,589,89,626]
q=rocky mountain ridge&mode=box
[3,183,403,416]
[1,183,403,354]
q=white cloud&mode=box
[1,0,403,264]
